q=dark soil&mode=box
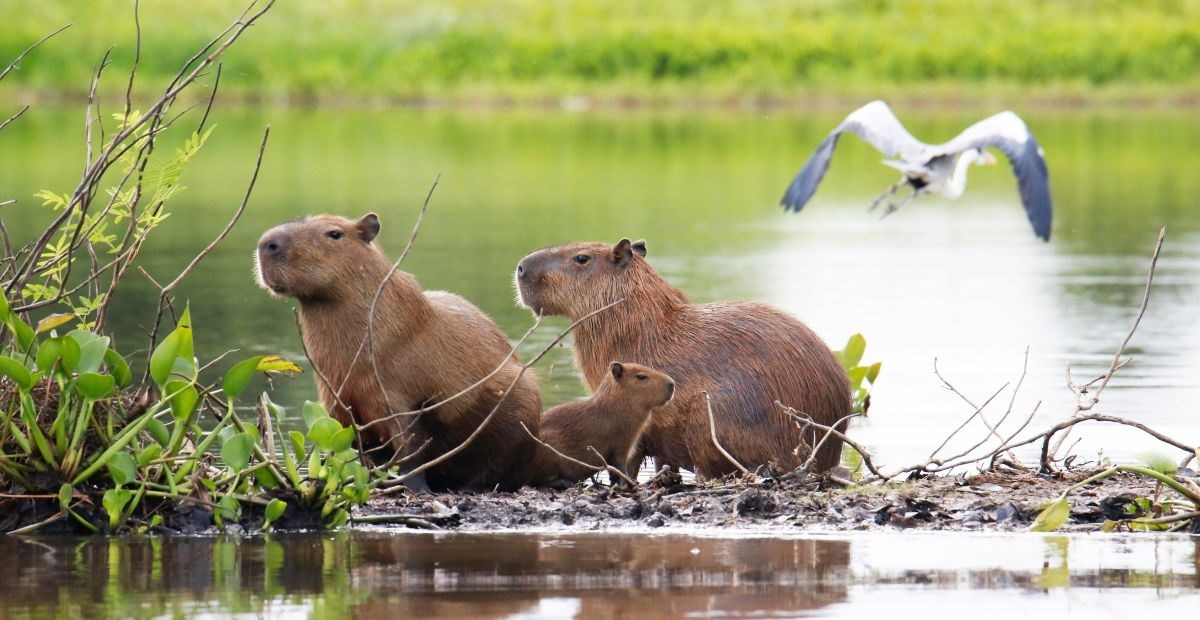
[358,467,1200,534]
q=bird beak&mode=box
[980,151,998,165]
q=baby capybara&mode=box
[516,238,851,477]
[256,213,540,491]
[529,361,675,486]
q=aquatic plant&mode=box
[0,295,376,533]
[832,333,880,417]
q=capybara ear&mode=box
[610,361,624,380]
[631,240,647,257]
[613,238,635,266]
[356,213,381,242]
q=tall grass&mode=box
[3,0,1200,104]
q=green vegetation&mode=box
[3,0,1200,105]
[1030,454,1200,533]
[833,333,880,417]
[0,296,376,533]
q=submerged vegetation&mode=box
[2,1,1200,105]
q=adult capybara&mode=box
[256,213,540,491]
[516,238,851,477]
[529,361,675,486]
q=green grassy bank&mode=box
[2,0,1200,106]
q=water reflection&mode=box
[1,532,1196,618]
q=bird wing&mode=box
[781,100,928,212]
[931,111,1053,240]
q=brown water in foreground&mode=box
[2,531,1196,618]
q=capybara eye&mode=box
[326,230,344,240]
[636,374,648,381]
[573,254,590,265]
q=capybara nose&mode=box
[666,382,675,397]
[259,236,284,259]
[516,261,526,280]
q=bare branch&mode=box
[0,24,71,84]
[704,391,749,475]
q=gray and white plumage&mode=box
[780,100,1053,241]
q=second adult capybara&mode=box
[515,238,851,477]
[255,213,541,491]
[529,361,675,486]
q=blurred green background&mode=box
[3,0,1200,105]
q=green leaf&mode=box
[75,372,117,400]
[103,488,134,529]
[289,430,307,460]
[221,432,255,470]
[303,401,329,429]
[1029,496,1071,532]
[222,356,263,400]
[1137,452,1178,476]
[107,452,138,486]
[330,427,356,453]
[36,313,76,334]
[847,366,868,389]
[68,330,109,374]
[58,483,73,511]
[308,417,343,452]
[0,356,34,391]
[165,380,199,423]
[149,308,194,386]
[326,508,349,528]
[4,310,37,353]
[265,498,287,524]
[866,361,882,384]
[215,494,239,523]
[36,336,81,375]
[841,333,866,369]
[260,393,286,424]
[103,349,132,387]
[145,417,170,446]
[137,444,163,468]
[0,292,10,319]
[254,468,281,488]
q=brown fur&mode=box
[529,361,675,486]
[256,213,540,491]
[516,239,851,477]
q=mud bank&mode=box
[358,468,1200,534]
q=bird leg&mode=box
[867,178,908,213]
[880,187,920,219]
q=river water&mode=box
[0,530,1196,618]
[1,105,1198,613]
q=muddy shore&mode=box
[358,468,1200,534]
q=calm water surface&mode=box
[2,105,1196,468]
[0,531,1196,618]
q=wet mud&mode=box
[360,468,1200,534]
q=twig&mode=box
[586,446,638,487]
[0,24,71,84]
[799,410,861,471]
[704,391,749,475]
[778,403,886,479]
[360,174,440,416]
[1046,227,1167,467]
[519,421,636,487]
[0,106,29,133]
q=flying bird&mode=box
[780,100,1053,241]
